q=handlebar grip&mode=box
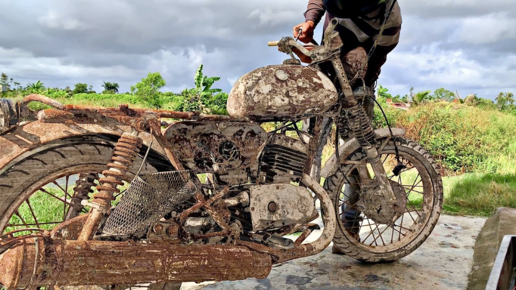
[268,41,279,47]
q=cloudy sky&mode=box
[0,0,515,100]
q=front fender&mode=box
[320,128,406,178]
[0,120,167,175]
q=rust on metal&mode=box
[0,238,272,288]
[78,133,142,241]
[50,215,89,240]
[227,65,338,121]
[165,122,267,173]
[37,109,75,123]
[23,94,65,110]
[177,187,230,224]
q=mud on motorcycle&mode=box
[0,19,442,289]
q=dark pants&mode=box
[322,14,399,87]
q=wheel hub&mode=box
[357,180,407,225]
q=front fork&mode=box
[330,55,399,219]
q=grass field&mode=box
[442,173,516,216]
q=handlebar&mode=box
[268,38,313,57]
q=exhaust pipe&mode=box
[0,237,272,288]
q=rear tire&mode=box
[0,137,180,290]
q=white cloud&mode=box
[38,11,85,31]
[454,13,516,44]
[0,0,514,99]
[380,44,516,98]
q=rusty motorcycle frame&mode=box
[0,19,443,289]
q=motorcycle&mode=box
[0,18,442,289]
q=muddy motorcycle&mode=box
[0,19,442,289]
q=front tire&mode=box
[324,137,443,262]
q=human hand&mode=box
[293,21,315,44]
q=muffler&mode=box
[0,237,272,288]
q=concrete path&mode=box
[182,215,486,290]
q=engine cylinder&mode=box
[0,238,272,288]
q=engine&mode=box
[248,184,317,231]
[164,121,268,174]
[260,134,308,183]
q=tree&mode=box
[495,92,514,110]
[433,88,455,102]
[1,73,9,90]
[377,85,392,100]
[131,72,166,108]
[73,83,89,94]
[26,81,45,93]
[102,82,119,94]
[506,92,515,105]
[412,90,432,106]
[179,65,227,113]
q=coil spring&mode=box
[67,173,99,217]
[94,133,142,203]
[347,104,376,148]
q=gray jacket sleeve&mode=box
[304,0,326,27]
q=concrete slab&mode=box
[467,208,516,290]
[182,214,486,290]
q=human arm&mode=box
[293,0,326,43]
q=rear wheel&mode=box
[324,137,443,262]
[0,137,180,290]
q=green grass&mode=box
[442,173,516,217]
[396,102,516,174]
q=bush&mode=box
[396,103,516,174]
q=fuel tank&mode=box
[227,65,338,121]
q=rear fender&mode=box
[320,128,406,178]
[0,120,170,175]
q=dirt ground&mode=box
[182,214,486,290]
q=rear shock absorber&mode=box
[78,132,142,241]
[66,173,99,220]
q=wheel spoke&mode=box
[13,211,29,228]
[398,214,405,242]
[368,223,386,246]
[406,174,422,194]
[63,175,70,220]
[52,181,71,199]
[392,224,408,238]
[39,188,74,207]
[25,199,40,228]
[8,221,62,227]
[404,208,418,224]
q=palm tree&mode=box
[506,92,515,105]
[412,90,432,106]
[26,81,45,93]
[495,92,514,110]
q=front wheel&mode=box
[324,137,443,262]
